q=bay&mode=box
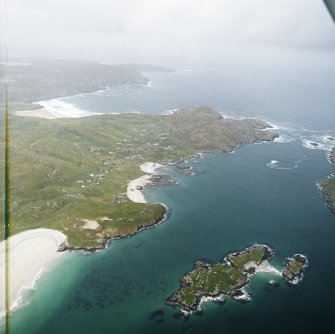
[5,50,335,333]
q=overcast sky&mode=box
[2,0,335,66]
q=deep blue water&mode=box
[64,52,335,132]
[4,50,335,333]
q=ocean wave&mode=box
[0,265,52,322]
[265,121,293,131]
[233,288,251,302]
[161,109,178,115]
[266,159,300,170]
[89,88,110,96]
[218,111,234,119]
[316,181,323,193]
[268,124,335,156]
[64,87,110,99]
[301,135,335,153]
[34,99,97,118]
[11,267,46,311]
[274,135,295,143]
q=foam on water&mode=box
[269,124,335,161]
[34,99,97,118]
[266,159,301,170]
[219,111,235,119]
[301,134,335,153]
[161,109,178,115]
[0,264,56,322]
[274,135,295,143]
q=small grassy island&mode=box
[167,245,308,314]
[0,106,278,249]
[320,147,335,214]
[282,254,308,285]
[167,244,273,313]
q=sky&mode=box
[1,0,335,66]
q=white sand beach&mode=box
[0,229,67,317]
[127,162,163,203]
[140,162,163,174]
[245,260,281,275]
[14,99,95,119]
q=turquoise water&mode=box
[4,51,335,333]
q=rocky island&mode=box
[0,105,278,249]
[167,245,308,314]
[320,147,335,213]
[282,254,308,285]
[167,244,275,313]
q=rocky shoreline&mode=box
[320,147,335,214]
[166,244,275,314]
[167,244,308,314]
[282,254,309,286]
[58,204,168,253]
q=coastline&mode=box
[0,229,68,319]
[12,80,151,120]
[127,162,163,203]
[14,98,98,119]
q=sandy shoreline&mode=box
[15,107,58,119]
[249,260,282,275]
[127,162,163,203]
[14,98,97,119]
[0,229,67,318]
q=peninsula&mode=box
[167,245,307,314]
[1,106,278,249]
[321,147,335,213]
[1,58,151,105]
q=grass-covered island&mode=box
[1,106,278,249]
[282,254,308,285]
[167,245,274,313]
[167,245,308,314]
[321,147,335,213]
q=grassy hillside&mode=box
[1,106,277,248]
[1,58,162,105]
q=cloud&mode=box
[3,0,335,64]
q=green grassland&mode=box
[321,177,335,213]
[227,244,271,270]
[282,254,308,284]
[167,244,274,312]
[1,106,277,248]
[177,264,248,308]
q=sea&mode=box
[4,48,335,333]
